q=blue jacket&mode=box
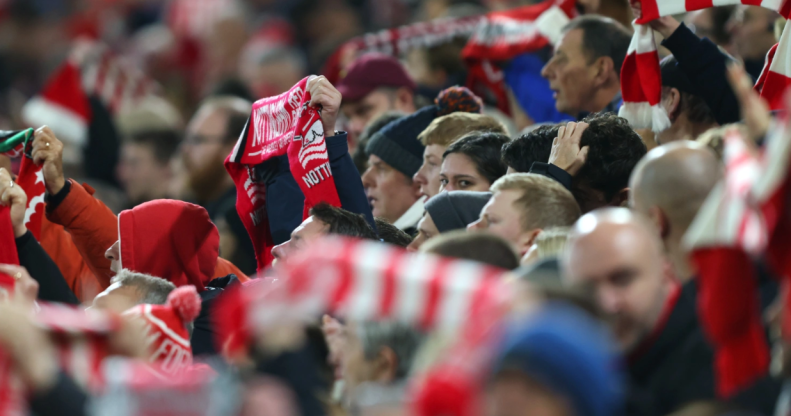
[263,132,376,245]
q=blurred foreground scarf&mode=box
[684,115,791,397]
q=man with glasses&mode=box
[180,96,257,275]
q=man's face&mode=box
[468,190,526,252]
[342,90,397,140]
[341,321,385,392]
[564,223,669,353]
[730,6,778,60]
[488,373,574,416]
[182,106,233,200]
[541,29,598,117]
[361,154,420,223]
[91,282,142,314]
[413,144,446,199]
[105,240,121,273]
[439,153,491,193]
[271,216,330,262]
[117,142,170,204]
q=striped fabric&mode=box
[216,237,513,415]
[637,0,791,24]
[622,0,791,131]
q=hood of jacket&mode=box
[119,199,219,292]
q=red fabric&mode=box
[225,77,342,271]
[118,200,219,292]
[461,0,577,114]
[620,45,662,106]
[0,206,18,291]
[39,61,91,123]
[759,65,791,111]
[692,247,769,398]
[635,0,791,24]
[124,286,201,376]
[14,157,45,240]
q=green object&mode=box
[0,128,34,154]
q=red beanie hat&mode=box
[124,286,202,376]
[119,200,219,292]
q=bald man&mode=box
[563,208,780,416]
[629,142,722,281]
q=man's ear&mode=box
[661,88,682,121]
[610,188,630,207]
[394,87,415,112]
[374,346,399,383]
[647,206,671,240]
[517,228,543,256]
[593,56,615,86]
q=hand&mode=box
[30,126,65,195]
[322,314,346,379]
[548,122,590,176]
[0,168,27,238]
[727,63,770,142]
[0,298,57,390]
[0,264,39,305]
[632,2,680,38]
[307,76,342,138]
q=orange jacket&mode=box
[44,180,249,302]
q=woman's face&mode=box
[407,213,440,252]
[439,153,491,193]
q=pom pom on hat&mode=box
[167,285,202,324]
[412,364,481,416]
[436,86,483,116]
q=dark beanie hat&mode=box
[660,55,696,95]
[425,191,491,233]
[366,86,482,177]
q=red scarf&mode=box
[1,131,46,241]
[461,0,577,114]
[225,77,342,271]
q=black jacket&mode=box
[15,231,78,305]
[191,274,241,357]
[628,281,780,416]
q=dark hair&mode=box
[225,111,250,145]
[354,111,407,174]
[442,132,510,185]
[562,16,631,75]
[309,203,378,240]
[126,130,181,165]
[422,231,520,270]
[577,112,648,201]
[501,125,560,172]
[374,218,413,248]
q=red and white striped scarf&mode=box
[623,0,791,131]
[684,114,791,397]
[215,237,513,415]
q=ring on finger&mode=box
[45,142,50,147]
[13,272,21,280]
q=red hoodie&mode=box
[118,200,219,292]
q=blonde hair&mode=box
[490,173,581,232]
[534,227,570,260]
[696,123,749,161]
[418,113,507,146]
